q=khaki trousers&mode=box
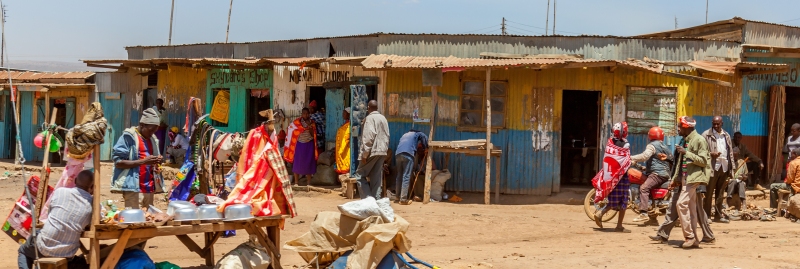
[123,191,155,209]
[677,182,700,240]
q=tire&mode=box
[584,188,617,222]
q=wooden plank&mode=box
[485,68,491,206]
[741,69,791,76]
[431,148,502,156]
[87,217,284,240]
[660,71,733,87]
[35,107,58,221]
[494,156,500,203]
[266,225,281,269]
[203,232,218,266]
[98,237,152,259]
[175,234,205,256]
[100,229,132,269]
[422,149,434,204]
[743,52,800,58]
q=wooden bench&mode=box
[35,257,67,269]
[345,178,357,199]
[778,189,792,217]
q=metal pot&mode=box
[197,204,223,220]
[173,208,199,221]
[118,209,146,224]
[224,204,253,221]
[167,201,196,216]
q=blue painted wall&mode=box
[740,58,800,136]
[100,93,126,161]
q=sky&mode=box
[2,0,800,63]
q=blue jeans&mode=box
[395,153,415,201]
[18,236,39,269]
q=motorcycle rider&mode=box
[631,126,673,223]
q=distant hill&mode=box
[3,60,107,72]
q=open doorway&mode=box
[784,87,800,138]
[246,89,271,129]
[560,90,601,186]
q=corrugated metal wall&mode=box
[383,66,740,195]
[744,22,800,48]
[157,66,208,131]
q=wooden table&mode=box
[423,139,502,205]
[82,216,286,269]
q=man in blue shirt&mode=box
[394,130,428,205]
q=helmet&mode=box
[613,122,628,139]
[648,126,664,141]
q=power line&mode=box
[779,17,800,23]
[458,24,501,34]
[506,25,543,35]
[506,19,582,35]
[475,28,503,35]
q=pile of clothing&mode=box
[65,102,107,160]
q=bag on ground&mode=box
[338,196,382,220]
[788,194,800,218]
[375,197,395,222]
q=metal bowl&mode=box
[118,209,145,224]
[167,201,196,216]
[173,208,199,221]
[224,204,253,221]
[197,204,223,220]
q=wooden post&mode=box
[422,150,433,204]
[429,85,437,143]
[90,146,101,269]
[495,154,500,203]
[35,107,58,221]
[484,68,492,205]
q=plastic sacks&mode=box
[116,249,155,269]
[338,197,394,223]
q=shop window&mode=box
[625,86,677,136]
[459,81,507,130]
[247,88,271,129]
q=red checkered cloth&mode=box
[592,138,631,204]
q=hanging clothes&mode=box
[219,125,297,220]
[335,121,351,174]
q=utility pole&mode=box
[552,0,556,35]
[705,0,709,23]
[545,0,550,35]
[168,0,175,45]
[1,3,5,67]
[225,0,233,43]
[501,17,507,35]
[675,16,678,29]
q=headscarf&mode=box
[140,108,160,125]
[679,116,696,128]
[612,122,628,139]
[309,100,318,109]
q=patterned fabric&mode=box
[606,175,630,211]
[592,137,631,203]
[284,117,317,163]
[310,111,325,148]
[297,119,314,143]
[220,125,297,221]
[334,121,350,174]
[36,188,93,258]
[136,132,155,193]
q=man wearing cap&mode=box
[309,100,326,152]
[166,126,189,165]
[111,108,163,209]
[670,116,710,248]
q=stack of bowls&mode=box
[118,209,146,224]
[173,207,199,221]
[224,204,254,221]
[167,201,196,216]
[197,204,224,220]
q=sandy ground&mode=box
[0,162,797,269]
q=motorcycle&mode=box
[583,163,672,224]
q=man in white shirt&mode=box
[167,127,189,165]
[701,116,735,223]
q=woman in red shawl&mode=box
[592,122,632,232]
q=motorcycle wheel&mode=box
[584,188,617,222]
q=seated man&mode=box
[18,171,94,269]
[166,127,189,165]
[772,147,800,209]
[726,147,748,211]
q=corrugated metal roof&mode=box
[638,17,800,38]
[0,71,94,81]
[360,54,665,73]
[125,33,738,50]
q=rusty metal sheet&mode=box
[361,54,664,73]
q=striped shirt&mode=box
[36,187,93,257]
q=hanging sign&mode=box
[209,91,231,123]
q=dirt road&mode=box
[0,164,798,268]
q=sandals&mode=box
[593,210,604,228]
[614,227,632,233]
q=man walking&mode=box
[356,100,390,199]
[112,108,163,209]
[394,130,429,205]
[672,116,710,248]
[702,116,734,223]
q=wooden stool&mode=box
[35,257,67,269]
[345,178,357,199]
[778,189,791,217]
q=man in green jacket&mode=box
[670,116,710,249]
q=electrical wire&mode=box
[475,28,502,35]
[506,19,583,35]
[506,25,543,35]
[458,24,501,34]
[779,17,800,23]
